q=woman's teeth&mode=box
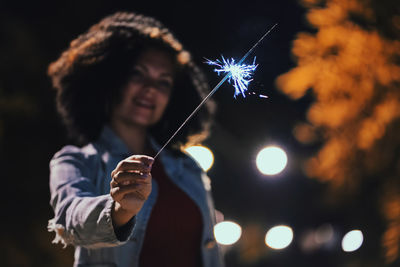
[135,99,155,109]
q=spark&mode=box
[206,56,258,98]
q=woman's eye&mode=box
[157,80,173,92]
[129,69,144,82]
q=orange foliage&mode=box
[276,0,400,262]
[276,0,400,180]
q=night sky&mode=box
[1,0,394,266]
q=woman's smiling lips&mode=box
[133,98,156,110]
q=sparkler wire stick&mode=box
[154,75,229,159]
[238,23,278,65]
[154,23,278,159]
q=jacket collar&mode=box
[97,125,132,156]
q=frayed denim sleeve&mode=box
[48,146,135,249]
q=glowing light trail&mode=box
[154,23,278,159]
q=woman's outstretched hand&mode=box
[110,155,154,228]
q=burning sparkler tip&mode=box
[206,56,257,98]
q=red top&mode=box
[139,158,203,267]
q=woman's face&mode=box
[111,48,175,129]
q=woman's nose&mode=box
[141,80,157,95]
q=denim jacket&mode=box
[48,126,224,267]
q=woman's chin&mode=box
[128,117,156,128]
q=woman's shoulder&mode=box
[51,143,101,165]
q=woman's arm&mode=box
[48,146,152,249]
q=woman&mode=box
[47,11,223,267]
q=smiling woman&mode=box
[47,11,222,267]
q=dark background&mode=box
[0,0,391,266]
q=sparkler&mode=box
[154,23,278,159]
[205,56,258,98]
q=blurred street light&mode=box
[342,230,363,252]
[184,145,214,172]
[214,221,242,245]
[265,225,294,249]
[256,146,288,175]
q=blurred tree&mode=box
[276,0,400,264]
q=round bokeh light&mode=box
[214,221,242,245]
[184,145,214,172]
[265,225,294,249]
[342,230,363,252]
[256,146,288,175]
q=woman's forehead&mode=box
[135,48,175,73]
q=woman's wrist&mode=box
[111,201,136,229]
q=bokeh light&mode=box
[184,145,214,172]
[342,230,364,252]
[256,146,288,175]
[315,224,334,245]
[265,225,294,249]
[300,224,335,253]
[214,221,242,245]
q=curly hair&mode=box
[48,12,215,150]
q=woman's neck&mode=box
[110,120,148,154]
